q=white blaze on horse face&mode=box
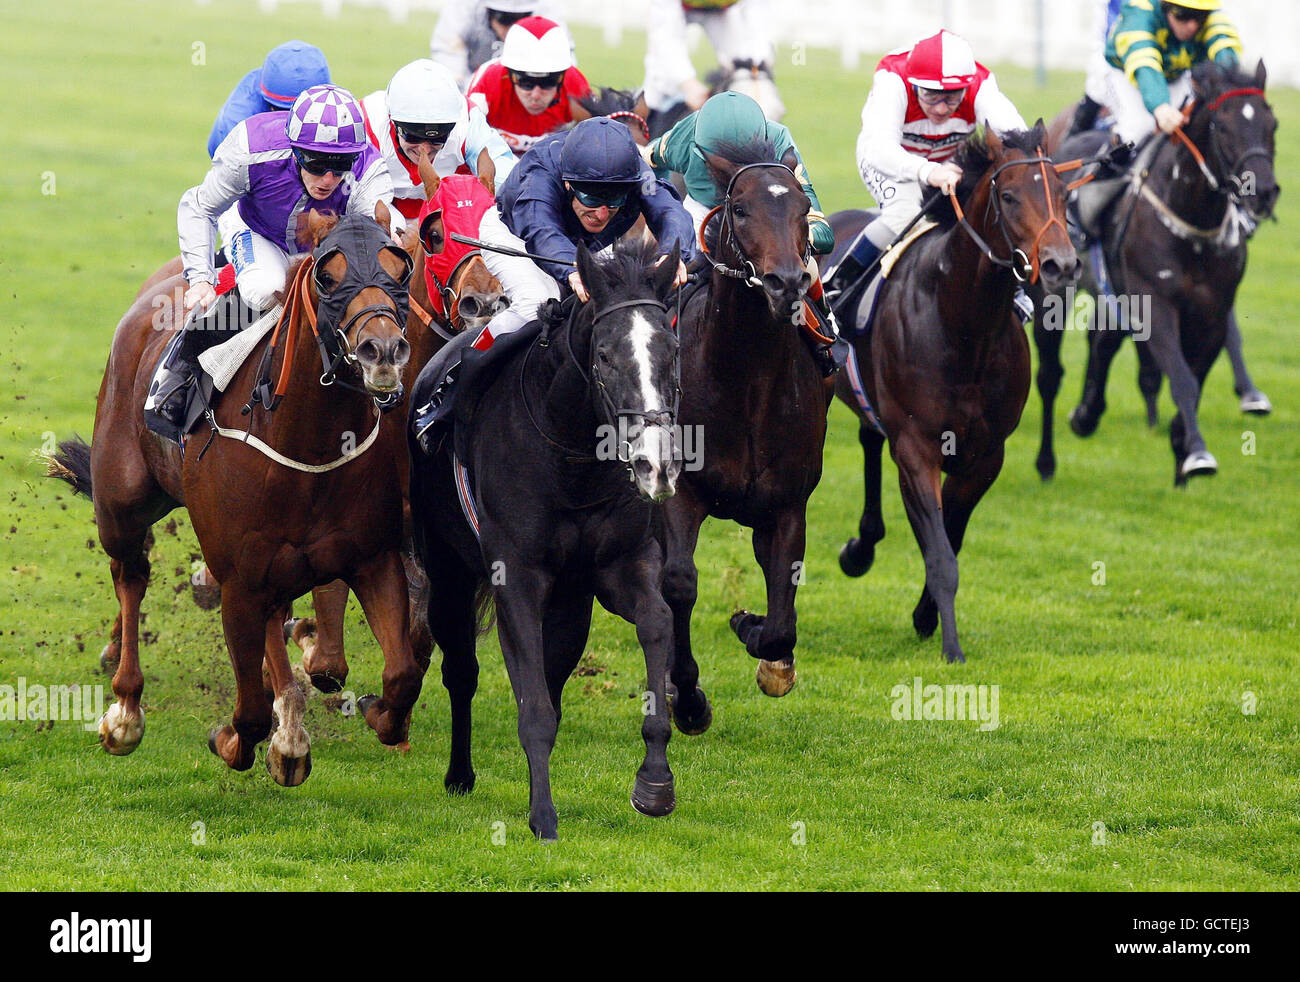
[768,184,790,197]
[628,311,661,416]
[1243,104,1256,121]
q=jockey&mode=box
[467,16,593,157]
[1071,0,1128,136]
[362,59,517,224]
[643,90,844,374]
[429,0,571,91]
[1094,0,1242,146]
[148,85,396,439]
[473,117,694,349]
[643,0,782,119]
[207,40,331,158]
[823,30,1033,321]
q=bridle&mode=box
[427,250,493,334]
[947,148,1070,285]
[705,161,812,288]
[1169,87,1271,204]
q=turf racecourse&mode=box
[1,0,1296,891]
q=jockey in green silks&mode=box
[643,90,845,375]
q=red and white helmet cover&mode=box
[499,16,573,75]
[905,30,978,91]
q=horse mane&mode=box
[536,239,665,335]
[1191,57,1256,94]
[932,127,1045,231]
[577,86,640,117]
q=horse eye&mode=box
[1000,191,1016,205]
[732,204,746,219]
[318,272,335,289]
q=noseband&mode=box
[1170,87,1271,204]
[948,149,1068,285]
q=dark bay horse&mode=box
[1034,61,1279,485]
[408,241,683,840]
[662,141,831,711]
[48,213,428,784]
[828,124,1078,663]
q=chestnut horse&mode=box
[49,211,428,785]
[827,125,1078,663]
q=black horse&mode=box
[661,140,831,708]
[1035,60,1279,485]
[408,240,684,841]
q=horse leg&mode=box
[597,551,674,818]
[840,418,887,574]
[425,558,480,794]
[1135,340,1163,429]
[1141,299,1214,484]
[290,579,350,693]
[208,584,276,772]
[732,507,806,697]
[895,438,963,663]
[1069,320,1125,437]
[100,613,122,676]
[1225,310,1271,414]
[1033,316,1065,480]
[261,606,312,787]
[351,550,424,749]
[98,547,150,755]
[494,567,561,840]
[661,487,712,735]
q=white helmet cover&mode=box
[499,17,573,75]
[386,59,469,127]
[484,0,537,12]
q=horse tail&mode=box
[473,578,496,639]
[45,436,93,499]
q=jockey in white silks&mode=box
[429,0,571,91]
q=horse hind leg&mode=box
[424,549,481,795]
[661,489,712,734]
[289,579,351,693]
[99,546,151,754]
[1136,341,1163,429]
[840,417,887,573]
[263,609,312,787]
[1069,316,1125,437]
[208,587,277,773]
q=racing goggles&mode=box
[1163,4,1209,24]
[569,182,631,209]
[510,70,566,91]
[487,8,531,28]
[915,86,967,108]
[395,120,456,147]
[293,148,360,176]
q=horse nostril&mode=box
[356,339,382,365]
[392,337,411,367]
[762,273,786,297]
[459,296,481,318]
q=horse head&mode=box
[703,142,812,321]
[964,122,1079,294]
[574,240,683,503]
[309,215,413,403]
[579,87,651,146]
[1189,59,1279,221]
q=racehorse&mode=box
[826,124,1078,663]
[48,210,428,785]
[408,240,683,840]
[661,140,831,712]
[1033,60,1279,485]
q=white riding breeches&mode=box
[1095,64,1195,147]
[860,165,927,247]
[475,206,561,343]
[217,207,290,311]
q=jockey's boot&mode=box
[804,292,850,378]
[1013,287,1035,326]
[823,232,883,309]
[143,317,205,444]
[1068,95,1102,138]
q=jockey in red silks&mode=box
[823,30,1034,320]
[467,16,593,157]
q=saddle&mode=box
[410,316,546,464]
[837,211,939,341]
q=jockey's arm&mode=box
[429,0,474,89]
[643,112,697,180]
[856,71,938,186]
[509,185,581,284]
[639,174,699,268]
[1202,9,1243,70]
[464,106,517,190]
[179,124,252,292]
[972,70,1028,138]
[348,157,404,238]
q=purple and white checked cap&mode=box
[286,84,367,153]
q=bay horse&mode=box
[1033,61,1279,485]
[48,212,428,785]
[828,124,1078,663]
[408,240,683,840]
[661,140,831,715]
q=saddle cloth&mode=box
[845,216,940,339]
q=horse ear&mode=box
[985,127,1005,156]
[308,209,339,247]
[652,243,681,299]
[1254,59,1268,89]
[374,200,392,238]
[702,150,737,194]
[633,89,649,120]
[417,154,441,199]
[575,242,607,305]
[779,147,799,174]
[1030,118,1048,150]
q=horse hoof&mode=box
[266,745,312,788]
[945,650,967,665]
[756,659,796,697]
[207,725,222,756]
[99,642,120,675]
[838,539,872,577]
[445,772,476,795]
[98,703,143,756]
[913,605,939,639]
[1035,459,1055,482]
[631,776,677,817]
[384,741,412,753]
[1181,450,1218,479]
[667,684,713,735]
[356,694,378,717]
[309,673,344,694]
[730,609,763,649]
[1068,405,1099,437]
[1240,390,1272,415]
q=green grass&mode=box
[1,0,1297,890]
